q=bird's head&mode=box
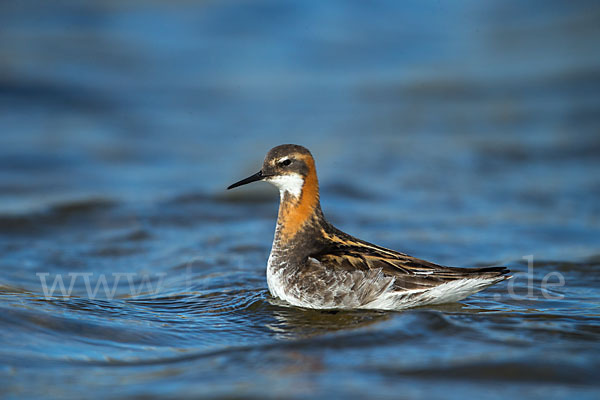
[227,144,318,200]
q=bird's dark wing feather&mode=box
[311,229,510,291]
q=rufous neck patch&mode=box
[276,155,320,241]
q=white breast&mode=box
[266,250,288,301]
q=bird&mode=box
[227,144,510,310]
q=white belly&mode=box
[266,251,289,301]
[266,250,320,308]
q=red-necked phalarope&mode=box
[227,144,510,310]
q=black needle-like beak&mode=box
[227,171,265,190]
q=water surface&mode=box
[1,1,600,398]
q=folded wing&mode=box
[311,233,510,293]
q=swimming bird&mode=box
[227,144,510,310]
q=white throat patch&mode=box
[267,174,304,199]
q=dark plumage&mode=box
[228,144,510,310]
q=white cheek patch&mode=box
[267,174,304,198]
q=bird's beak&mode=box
[227,170,265,190]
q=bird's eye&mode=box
[279,159,292,167]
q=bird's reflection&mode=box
[263,296,392,339]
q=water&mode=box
[1,0,600,398]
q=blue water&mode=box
[1,0,600,398]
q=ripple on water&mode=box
[1,2,600,396]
